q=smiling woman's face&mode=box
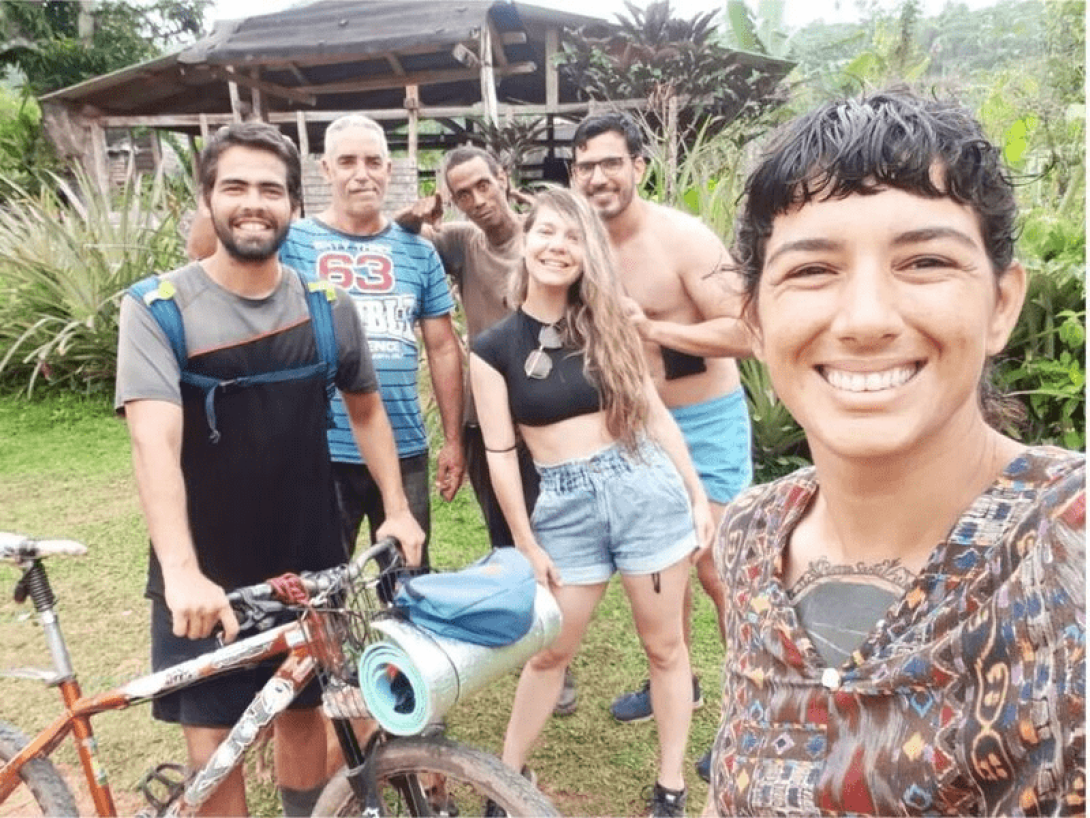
[524,205,585,292]
[751,186,1025,465]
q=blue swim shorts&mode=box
[530,439,696,585]
[670,387,753,504]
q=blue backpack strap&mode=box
[188,363,327,444]
[191,272,339,443]
[298,270,339,416]
[127,276,187,369]
[124,271,340,445]
[300,271,338,392]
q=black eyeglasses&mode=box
[524,324,563,379]
[570,155,635,181]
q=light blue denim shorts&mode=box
[530,439,697,585]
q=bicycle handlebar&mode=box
[223,537,403,631]
[0,532,87,563]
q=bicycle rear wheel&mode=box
[0,720,78,817]
[313,735,559,817]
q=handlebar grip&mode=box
[0,533,87,562]
[224,583,271,608]
[366,536,401,565]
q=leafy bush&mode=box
[0,171,185,394]
[980,50,1086,452]
[994,212,1086,450]
[739,359,810,483]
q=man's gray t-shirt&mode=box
[115,262,376,410]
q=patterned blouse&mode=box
[710,446,1086,816]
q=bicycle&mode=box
[0,532,559,817]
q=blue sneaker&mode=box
[610,676,702,723]
[696,747,712,783]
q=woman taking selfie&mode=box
[471,187,712,817]
[706,90,1085,816]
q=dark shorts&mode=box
[332,453,431,568]
[149,600,321,728]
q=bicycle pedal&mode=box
[137,762,191,815]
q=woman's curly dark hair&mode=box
[733,89,1018,299]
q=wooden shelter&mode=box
[40,0,793,206]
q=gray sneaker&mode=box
[610,676,702,723]
[553,667,578,716]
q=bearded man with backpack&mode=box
[116,121,424,817]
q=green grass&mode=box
[0,392,722,816]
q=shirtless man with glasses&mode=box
[569,111,753,781]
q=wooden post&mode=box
[479,26,498,124]
[149,129,162,170]
[296,110,310,157]
[545,27,559,109]
[119,128,132,186]
[199,113,210,142]
[228,74,243,121]
[188,134,200,188]
[249,68,266,121]
[90,121,109,197]
[405,84,420,162]
[150,129,165,191]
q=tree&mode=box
[557,0,790,203]
[467,115,548,189]
[0,0,210,95]
[722,0,790,59]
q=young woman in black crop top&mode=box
[470,188,712,810]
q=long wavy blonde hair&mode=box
[511,187,649,449]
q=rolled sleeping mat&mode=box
[359,582,562,735]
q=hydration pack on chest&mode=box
[392,548,538,646]
[126,269,338,444]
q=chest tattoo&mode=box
[788,557,916,667]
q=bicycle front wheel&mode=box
[0,720,78,817]
[313,735,559,817]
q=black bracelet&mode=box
[485,443,517,453]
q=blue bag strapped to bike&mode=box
[126,269,339,444]
[392,548,538,647]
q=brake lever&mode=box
[215,588,286,645]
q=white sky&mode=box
[209,0,1003,32]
